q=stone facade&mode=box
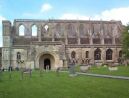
[1,19,123,70]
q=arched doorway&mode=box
[44,58,51,70]
[39,54,55,70]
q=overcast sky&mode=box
[0,0,129,47]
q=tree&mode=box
[122,25,129,65]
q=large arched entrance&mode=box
[39,54,55,70]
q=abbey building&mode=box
[0,19,122,69]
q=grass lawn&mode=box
[0,71,129,98]
[76,65,129,77]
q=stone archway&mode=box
[39,54,55,70]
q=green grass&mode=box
[0,71,129,98]
[76,65,129,77]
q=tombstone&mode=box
[21,68,32,80]
[80,64,90,73]
[69,58,77,76]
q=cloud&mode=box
[94,7,129,25]
[60,7,129,25]
[40,3,52,12]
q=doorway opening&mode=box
[44,58,51,70]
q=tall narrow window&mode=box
[106,49,113,60]
[94,48,101,60]
[119,50,122,58]
[85,51,89,58]
[55,24,61,38]
[17,52,21,60]
[67,24,76,37]
[79,24,84,37]
[32,25,37,36]
[19,25,25,36]
[71,51,76,58]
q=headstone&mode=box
[68,59,77,76]
[80,65,90,72]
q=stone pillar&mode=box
[2,20,12,69]
[78,37,80,45]
[102,47,106,64]
[101,37,104,45]
[38,25,41,42]
[89,47,94,65]
[113,48,118,63]
[65,31,68,44]
[90,37,93,45]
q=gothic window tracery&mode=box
[79,24,85,37]
[32,25,37,36]
[19,25,25,36]
[17,52,21,60]
[94,48,101,60]
[106,49,113,60]
[67,24,76,37]
[55,24,61,38]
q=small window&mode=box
[32,25,37,36]
[85,51,89,58]
[17,52,21,60]
[71,51,76,58]
[19,25,25,36]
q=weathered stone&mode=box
[0,19,123,70]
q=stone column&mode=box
[38,25,41,42]
[101,37,104,45]
[89,47,94,65]
[102,47,106,64]
[90,37,92,45]
[113,48,118,63]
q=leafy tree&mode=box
[122,25,129,62]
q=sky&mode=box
[0,0,129,47]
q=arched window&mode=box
[56,24,61,33]
[55,24,61,37]
[85,51,89,58]
[79,24,84,36]
[71,51,76,58]
[32,25,37,36]
[17,52,21,60]
[19,25,25,36]
[67,24,76,37]
[119,50,122,58]
[94,48,101,60]
[106,49,113,60]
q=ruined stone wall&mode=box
[2,19,123,69]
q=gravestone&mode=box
[21,68,32,80]
[68,58,77,76]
